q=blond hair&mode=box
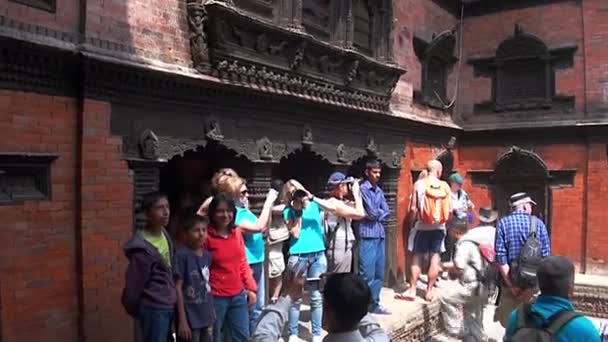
[216,176,245,198]
[211,168,239,195]
[281,179,305,204]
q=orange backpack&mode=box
[419,178,451,225]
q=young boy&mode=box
[174,214,214,342]
[122,192,176,342]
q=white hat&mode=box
[509,192,537,207]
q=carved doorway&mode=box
[158,143,253,237]
[493,148,551,231]
[272,150,333,196]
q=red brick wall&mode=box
[586,143,608,274]
[458,1,585,117]
[583,0,608,114]
[1,0,80,34]
[79,99,133,342]
[0,90,79,341]
[85,0,190,65]
[391,0,458,125]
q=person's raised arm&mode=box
[311,183,365,220]
[238,189,278,233]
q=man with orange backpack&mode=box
[404,159,452,302]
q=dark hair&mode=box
[537,256,575,298]
[323,273,371,332]
[207,193,237,229]
[365,159,381,171]
[271,179,284,193]
[141,191,168,213]
[181,212,209,233]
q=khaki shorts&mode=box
[268,244,285,279]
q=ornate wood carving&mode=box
[138,129,160,160]
[248,162,274,214]
[128,160,163,230]
[336,144,347,163]
[382,166,400,286]
[200,1,403,113]
[365,134,377,155]
[187,0,210,71]
[301,125,313,147]
[413,30,457,109]
[0,153,58,205]
[469,25,577,115]
[204,116,224,142]
[303,0,330,41]
[257,136,274,160]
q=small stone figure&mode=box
[204,116,224,141]
[139,129,160,160]
[187,0,209,70]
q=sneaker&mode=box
[288,335,299,342]
[371,305,391,315]
[312,337,323,342]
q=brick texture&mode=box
[2,0,80,34]
[583,0,608,113]
[79,99,133,342]
[0,90,79,342]
[391,0,458,125]
[586,143,608,274]
[458,1,585,118]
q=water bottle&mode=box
[467,212,474,223]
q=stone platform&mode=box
[285,273,608,341]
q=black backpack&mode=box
[510,216,543,289]
[509,303,581,342]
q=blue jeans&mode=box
[287,251,327,337]
[213,291,249,342]
[249,262,265,334]
[358,238,385,310]
[138,304,174,342]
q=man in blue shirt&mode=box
[358,159,391,315]
[505,256,600,341]
[495,192,551,327]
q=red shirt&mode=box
[204,227,257,297]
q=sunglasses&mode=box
[240,189,249,195]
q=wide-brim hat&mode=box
[478,207,498,223]
[509,192,537,207]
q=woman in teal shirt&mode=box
[218,175,278,335]
[282,179,327,342]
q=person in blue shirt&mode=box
[505,256,600,342]
[494,192,551,327]
[358,159,391,314]
[174,214,214,342]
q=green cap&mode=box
[448,172,464,185]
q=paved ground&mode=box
[281,276,506,341]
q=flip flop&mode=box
[394,293,415,301]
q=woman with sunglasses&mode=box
[216,176,278,335]
[197,168,239,217]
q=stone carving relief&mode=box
[139,129,160,160]
[257,136,274,160]
[290,42,307,70]
[345,60,359,86]
[391,150,402,167]
[204,116,224,141]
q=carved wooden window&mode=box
[353,0,372,56]
[413,31,457,109]
[469,25,577,114]
[9,0,55,12]
[233,0,276,21]
[303,0,331,42]
[0,153,58,205]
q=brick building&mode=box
[0,0,607,340]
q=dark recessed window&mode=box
[469,25,577,114]
[9,0,56,12]
[413,30,457,109]
[0,153,58,205]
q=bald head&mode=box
[427,160,443,178]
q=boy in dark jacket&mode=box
[122,192,177,342]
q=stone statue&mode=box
[204,116,224,141]
[302,125,313,146]
[337,144,347,163]
[258,137,273,160]
[139,129,160,160]
[366,135,377,154]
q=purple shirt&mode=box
[359,180,390,239]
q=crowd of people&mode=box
[121,158,603,342]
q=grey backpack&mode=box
[509,304,581,342]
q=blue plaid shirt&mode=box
[358,180,390,239]
[495,210,550,265]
